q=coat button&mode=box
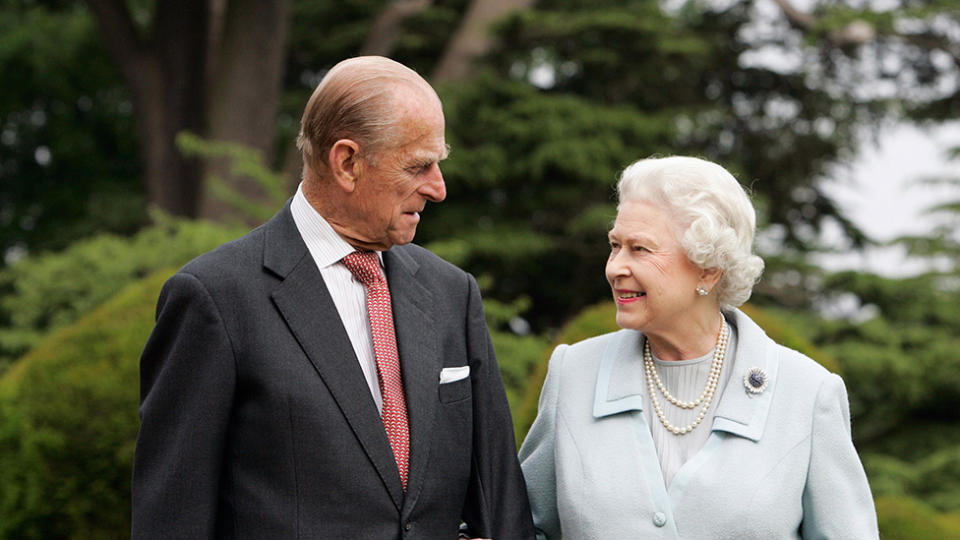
[404,522,412,531]
[653,511,667,527]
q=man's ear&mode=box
[328,139,361,192]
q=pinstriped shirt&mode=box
[290,183,385,412]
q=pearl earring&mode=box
[696,286,709,296]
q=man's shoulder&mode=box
[391,243,469,279]
[177,222,271,284]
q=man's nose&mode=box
[420,166,446,202]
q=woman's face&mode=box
[605,199,706,335]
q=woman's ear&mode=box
[328,139,361,192]
[700,267,722,290]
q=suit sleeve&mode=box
[131,272,236,539]
[459,274,536,539]
[800,373,879,539]
[518,345,565,540]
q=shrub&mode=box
[0,216,242,373]
[875,496,960,539]
[0,270,170,538]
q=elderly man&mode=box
[132,56,534,539]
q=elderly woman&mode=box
[519,156,879,539]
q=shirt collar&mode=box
[290,182,383,269]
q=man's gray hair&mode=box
[296,56,438,176]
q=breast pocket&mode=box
[438,376,472,403]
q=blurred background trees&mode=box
[0,0,959,537]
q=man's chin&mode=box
[388,228,418,247]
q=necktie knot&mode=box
[342,251,383,287]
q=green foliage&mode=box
[0,270,170,539]
[427,74,671,329]
[0,215,242,372]
[176,131,290,223]
[875,497,960,540]
[0,2,142,260]
[739,304,840,374]
[866,446,960,512]
[491,329,550,435]
[416,0,918,330]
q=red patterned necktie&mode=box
[342,251,410,490]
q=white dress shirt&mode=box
[290,183,384,412]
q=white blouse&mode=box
[644,318,739,486]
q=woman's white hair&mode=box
[616,156,764,309]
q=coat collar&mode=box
[592,308,779,442]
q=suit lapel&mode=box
[383,247,440,511]
[264,204,405,509]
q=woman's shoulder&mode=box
[774,342,838,390]
[548,329,634,372]
[559,329,633,356]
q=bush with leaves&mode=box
[0,270,170,538]
[0,215,243,373]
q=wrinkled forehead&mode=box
[609,199,684,242]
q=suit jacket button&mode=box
[653,511,667,527]
[404,522,412,531]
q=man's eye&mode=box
[410,164,432,174]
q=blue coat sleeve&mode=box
[519,344,568,540]
[800,373,879,539]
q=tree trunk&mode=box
[85,0,210,217]
[86,0,291,222]
[430,0,534,85]
[200,0,292,222]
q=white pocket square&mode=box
[439,366,470,384]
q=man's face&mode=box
[345,95,448,250]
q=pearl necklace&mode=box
[644,317,728,435]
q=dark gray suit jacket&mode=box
[132,203,534,539]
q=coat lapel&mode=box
[593,329,646,418]
[264,204,405,510]
[383,247,441,511]
[711,308,779,442]
[590,310,779,442]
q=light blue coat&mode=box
[519,309,879,539]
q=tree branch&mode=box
[430,0,535,85]
[770,0,816,31]
[84,0,149,83]
[771,0,875,47]
[360,0,433,57]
